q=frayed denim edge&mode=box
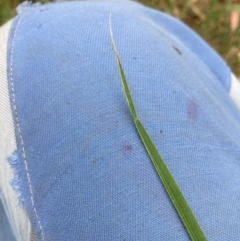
[7,150,25,208]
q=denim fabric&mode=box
[0,19,30,241]
[0,194,16,241]
[3,0,240,240]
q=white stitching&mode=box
[10,15,45,241]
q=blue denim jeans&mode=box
[1,1,240,240]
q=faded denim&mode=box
[1,1,240,240]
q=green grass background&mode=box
[1,0,240,77]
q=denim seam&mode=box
[10,14,45,241]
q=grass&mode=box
[110,13,208,240]
[0,0,240,77]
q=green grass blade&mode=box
[135,120,207,240]
[109,14,208,241]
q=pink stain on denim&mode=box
[187,100,198,119]
[124,144,133,152]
